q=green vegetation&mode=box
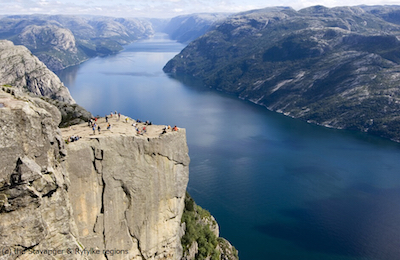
[217,238,239,260]
[181,192,220,260]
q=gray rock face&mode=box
[65,131,190,260]
[18,25,77,53]
[0,89,82,259]
[0,87,190,260]
[0,40,75,104]
[17,24,81,71]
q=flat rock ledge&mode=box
[61,115,181,141]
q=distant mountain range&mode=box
[162,13,231,43]
[0,14,227,71]
[164,5,400,142]
[0,15,154,71]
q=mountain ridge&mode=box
[164,5,400,141]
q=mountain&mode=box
[163,13,231,43]
[164,5,400,141]
[0,15,154,71]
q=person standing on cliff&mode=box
[92,125,96,135]
[98,125,101,134]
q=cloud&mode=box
[0,0,398,18]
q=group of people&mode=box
[161,125,179,135]
[88,113,117,135]
[85,111,180,137]
[67,135,80,143]
[88,118,101,135]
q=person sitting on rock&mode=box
[107,123,111,130]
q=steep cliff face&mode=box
[0,87,191,259]
[0,40,75,104]
[64,129,190,259]
[0,88,82,259]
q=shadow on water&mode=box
[255,184,400,259]
[165,72,214,93]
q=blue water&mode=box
[56,33,400,260]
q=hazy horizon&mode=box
[0,0,399,19]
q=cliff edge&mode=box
[62,117,190,259]
[0,86,190,259]
[0,87,237,260]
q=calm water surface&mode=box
[57,34,400,260]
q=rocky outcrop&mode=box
[64,128,190,259]
[0,87,192,259]
[0,88,82,259]
[0,40,75,104]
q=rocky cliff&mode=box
[0,87,237,260]
[0,39,92,126]
[0,40,75,104]
[0,87,189,259]
[64,126,190,259]
[0,87,82,259]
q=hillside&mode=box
[164,5,400,141]
[0,15,154,71]
[162,13,231,43]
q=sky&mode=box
[0,0,399,18]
